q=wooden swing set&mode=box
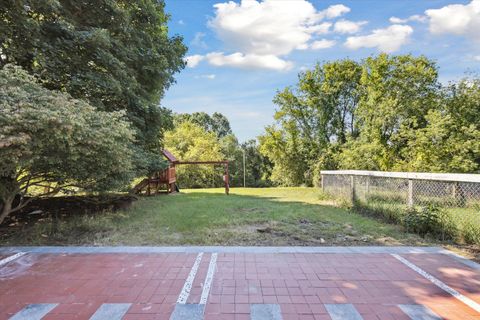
[132,149,229,195]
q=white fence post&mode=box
[408,179,414,208]
[321,174,324,192]
[366,176,370,198]
[350,175,356,203]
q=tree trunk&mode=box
[0,176,19,225]
[0,196,13,225]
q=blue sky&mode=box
[163,0,480,142]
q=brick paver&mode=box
[0,249,478,319]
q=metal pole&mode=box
[243,148,246,188]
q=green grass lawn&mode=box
[1,187,429,246]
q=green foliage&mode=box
[241,140,273,187]
[403,205,457,240]
[0,0,186,151]
[397,79,480,172]
[260,54,480,186]
[338,54,440,170]
[170,112,271,188]
[174,112,233,138]
[164,121,225,188]
[260,59,362,186]
[0,65,135,223]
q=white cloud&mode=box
[205,52,293,71]
[310,39,336,49]
[191,32,208,49]
[195,74,216,80]
[344,24,413,53]
[388,14,427,24]
[210,0,345,56]
[333,19,367,34]
[474,55,480,61]
[425,0,480,41]
[185,55,204,68]
[389,15,426,24]
[178,20,185,25]
[199,0,350,70]
[322,4,350,19]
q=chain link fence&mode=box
[320,170,480,244]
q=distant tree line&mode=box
[165,112,271,189]
[258,54,480,186]
[0,0,186,223]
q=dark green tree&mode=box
[0,0,186,154]
[0,65,135,224]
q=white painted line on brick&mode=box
[0,252,26,267]
[325,304,363,320]
[398,304,442,320]
[170,304,204,320]
[177,252,203,304]
[9,303,58,320]
[392,254,480,313]
[250,304,283,320]
[89,303,131,320]
[200,253,217,305]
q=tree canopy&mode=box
[164,121,225,188]
[174,112,233,138]
[259,54,480,186]
[0,65,135,223]
[0,0,186,152]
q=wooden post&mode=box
[408,179,413,208]
[224,163,230,195]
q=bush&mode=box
[0,65,135,224]
[403,205,457,240]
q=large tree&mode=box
[0,0,186,153]
[0,65,135,224]
[260,59,362,185]
[396,78,480,172]
[174,112,233,138]
[339,54,440,170]
[261,54,480,185]
[164,121,225,188]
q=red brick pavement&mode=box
[0,251,479,320]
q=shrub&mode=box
[0,65,135,224]
[403,205,458,240]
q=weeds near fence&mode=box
[321,170,480,245]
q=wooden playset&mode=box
[132,149,229,195]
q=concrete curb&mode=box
[1,246,478,269]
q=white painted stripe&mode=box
[325,304,363,320]
[89,303,131,320]
[200,253,217,305]
[398,304,442,320]
[250,304,283,320]
[9,303,58,320]
[170,304,204,320]
[177,252,203,304]
[0,252,26,267]
[391,254,480,313]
